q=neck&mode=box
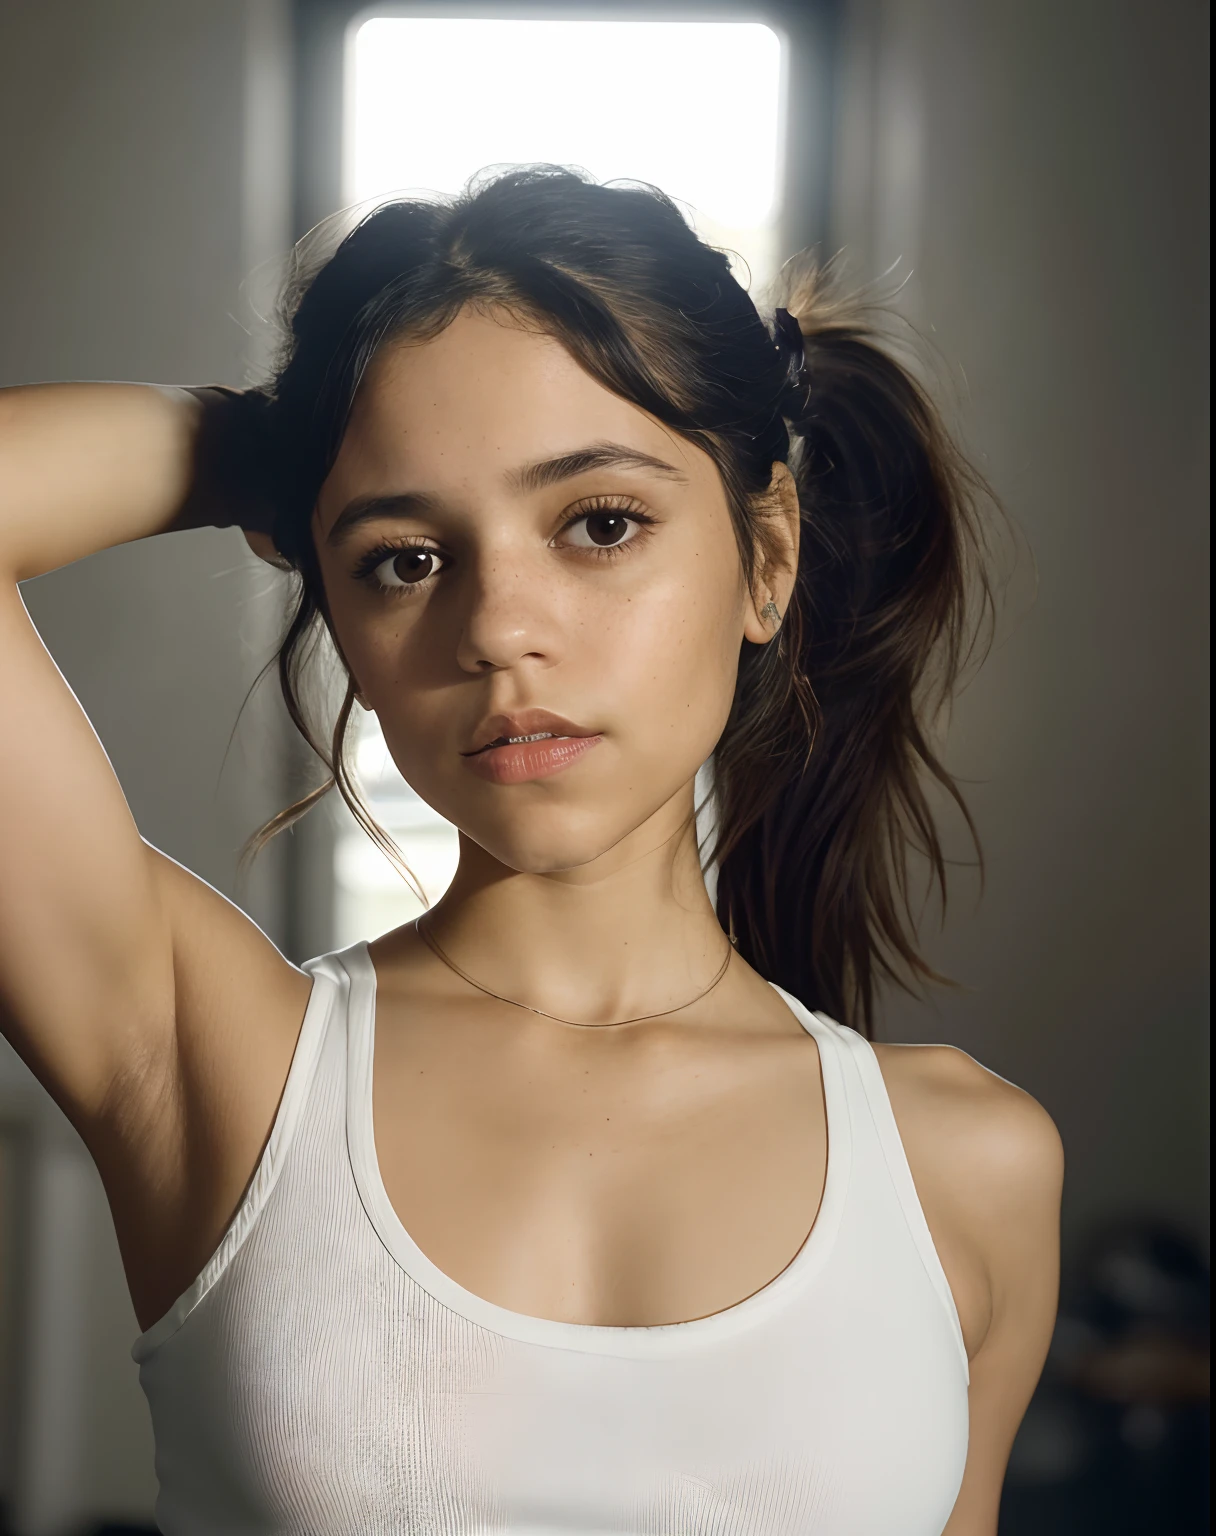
[421,786,729,1025]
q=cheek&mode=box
[323,569,428,687]
[591,558,745,757]
[322,594,388,696]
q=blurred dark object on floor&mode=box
[1000,1216,1210,1535]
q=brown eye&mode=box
[564,512,640,550]
[588,513,631,546]
[371,547,446,589]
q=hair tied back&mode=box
[772,307,808,389]
[247,168,995,1037]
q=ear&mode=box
[741,462,801,645]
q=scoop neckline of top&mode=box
[339,938,852,1358]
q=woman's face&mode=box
[313,305,789,877]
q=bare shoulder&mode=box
[873,1044,1066,1528]
[872,1040,1064,1215]
[871,1040,1063,1361]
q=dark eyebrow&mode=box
[326,441,687,548]
[326,490,442,548]
[505,440,689,494]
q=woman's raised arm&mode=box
[0,384,301,1184]
[1,384,210,1121]
[0,383,207,580]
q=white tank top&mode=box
[133,942,970,1535]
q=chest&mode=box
[137,978,972,1536]
[372,1016,829,1327]
[145,1229,970,1536]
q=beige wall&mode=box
[834,0,1210,1255]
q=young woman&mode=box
[0,167,1062,1534]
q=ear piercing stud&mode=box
[761,600,781,627]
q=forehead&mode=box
[317,306,710,524]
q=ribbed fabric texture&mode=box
[134,943,970,1535]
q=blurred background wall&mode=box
[0,0,1207,1531]
[856,0,1210,1266]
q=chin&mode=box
[461,801,654,878]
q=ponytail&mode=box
[712,261,993,1036]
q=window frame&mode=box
[293,0,839,254]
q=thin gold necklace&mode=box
[415,917,734,1028]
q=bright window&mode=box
[333,13,786,947]
[346,18,786,290]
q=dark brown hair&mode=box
[248,165,993,1035]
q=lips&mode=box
[462,708,597,757]
[460,709,603,785]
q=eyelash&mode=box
[352,497,657,596]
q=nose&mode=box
[454,547,558,675]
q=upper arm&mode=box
[878,1043,1064,1536]
[0,577,304,1141]
[0,390,314,1328]
[0,578,175,1118]
[942,1074,1062,1534]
